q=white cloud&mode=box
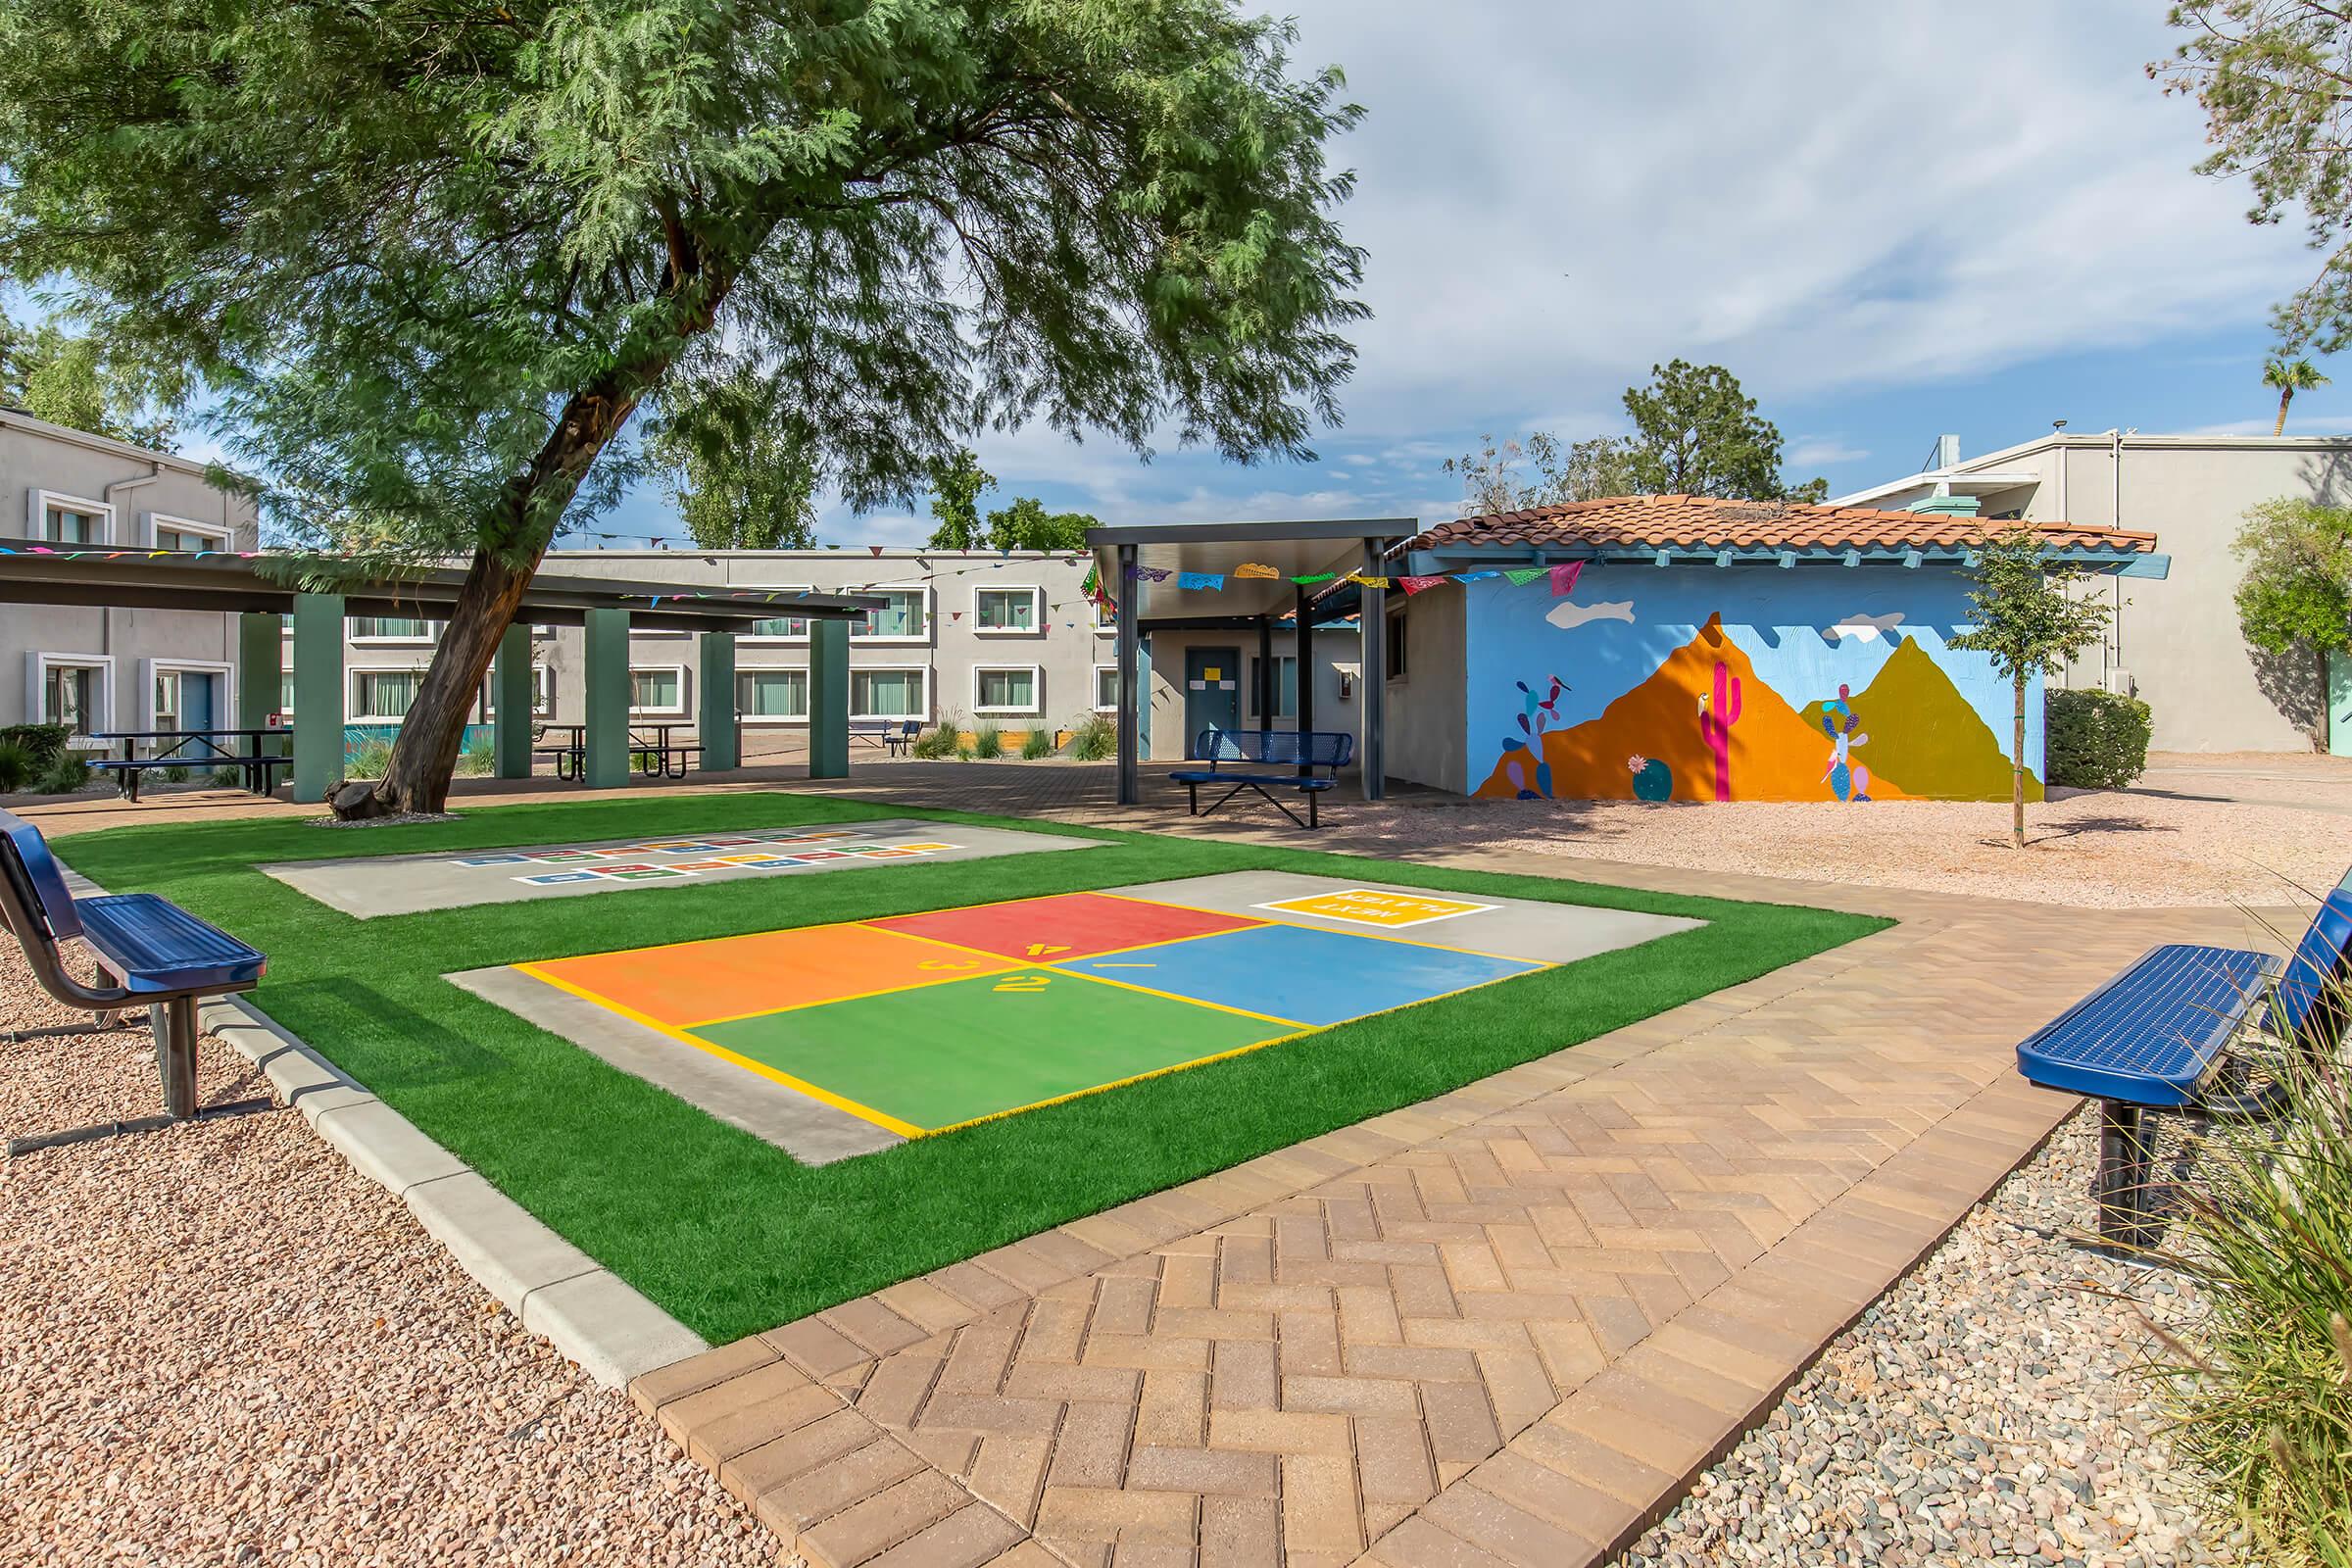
[1788,437,1871,467]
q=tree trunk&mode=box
[2276,386,2293,438]
[2012,674,2028,851]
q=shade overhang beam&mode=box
[1400,542,2165,575]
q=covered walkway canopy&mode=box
[1086,517,1417,806]
[0,540,882,800]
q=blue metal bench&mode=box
[1169,729,1353,829]
[2016,867,2352,1250]
[0,808,270,1154]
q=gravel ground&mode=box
[0,949,773,1568]
[1614,1108,2244,1568]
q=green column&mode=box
[290,593,344,803]
[237,612,281,735]
[493,622,534,779]
[698,632,738,771]
[808,617,850,779]
[584,608,631,789]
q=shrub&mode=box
[453,730,498,777]
[910,719,961,760]
[2046,688,2152,790]
[34,753,89,795]
[0,739,36,793]
[2148,962,2352,1563]
[160,762,191,784]
[1066,712,1116,761]
[971,723,1003,760]
[209,766,245,789]
[0,723,71,769]
[344,738,394,779]
[1020,727,1054,760]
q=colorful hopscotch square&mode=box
[517,871,602,885]
[742,858,808,870]
[640,841,713,853]
[855,848,922,858]
[609,868,686,881]
[458,855,529,866]
[533,851,601,863]
[791,850,851,860]
[869,892,1260,962]
[1253,888,1496,928]
[691,967,1279,1134]
[666,860,737,872]
[895,843,956,854]
[1054,921,1541,1027]
[714,854,785,865]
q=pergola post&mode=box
[698,631,739,771]
[1294,582,1314,775]
[236,612,280,742]
[289,592,344,803]
[583,608,631,789]
[808,617,850,778]
[1256,616,1275,731]
[492,623,534,779]
[1358,538,1387,801]
[1115,544,1141,804]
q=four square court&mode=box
[455,872,1700,1161]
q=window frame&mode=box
[142,512,231,552]
[27,489,115,546]
[139,658,235,733]
[1248,654,1301,720]
[737,666,812,726]
[741,584,817,644]
[627,663,690,717]
[1092,662,1120,713]
[349,614,439,646]
[1385,607,1409,682]
[25,650,115,739]
[851,583,932,645]
[970,662,1043,716]
[973,583,1045,636]
[848,664,932,723]
[349,664,430,724]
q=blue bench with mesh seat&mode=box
[0,807,270,1154]
[2016,866,2352,1250]
[1169,729,1353,829]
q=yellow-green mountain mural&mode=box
[1794,635,2040,804]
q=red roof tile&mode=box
[1403,495,2158,556]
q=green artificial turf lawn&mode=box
[53,793,1888,1343]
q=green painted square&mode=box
[691,970,1284,1131]
[611,868,683,880]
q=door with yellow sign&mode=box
[1183,646,1242,756]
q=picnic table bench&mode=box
[534,722,701,780]
[853,719,921,757]
[1169,729,1353,830]
[0,808,270,1154]
[2015,866,2352,1250]
[85,727,292,802]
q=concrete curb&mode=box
[56,864,706,1387]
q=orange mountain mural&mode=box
[1795,635,2040,804]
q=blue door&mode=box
[1183,647,1241,758]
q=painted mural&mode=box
[1468,566,2041,804]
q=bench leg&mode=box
[154,996,199,1121]
[2094,1101,2162,1252]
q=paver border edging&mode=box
[54,864,705,1389]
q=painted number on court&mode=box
[994,974,1053,993]
[1256,889,1494,928]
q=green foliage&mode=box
[0,739,35,793]
[2044,689,2153,789]
[456,731,498,776]
[159,762,191,785]
[1066,712,1118,761]
[2266,356,2332,434]
[2162,5,2352,353]
[32,753,88,796]
[925,450,997,550]
[909,722,961,760]
[971,723,1004,760]
[984,496,1098,553]
[644,368,817,549]
[0,314,182,449]
[2147,970,2352,1565]
[209,766,245,789]
[2235,498,2352,749]
[0,724,71,769]
[1020,726,1054,760]
[1951,528,2115,685]
[344,739,395,781]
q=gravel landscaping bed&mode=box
[1615,1107,2245,1568]
[0,948,770,1567]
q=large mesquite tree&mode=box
[0,0,1366,814]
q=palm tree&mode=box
[2264,357,2330,435]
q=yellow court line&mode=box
[1032,964,1308,1029]
[925,1023,1316,1136]
[677,946,1015,1029]
[1093,888,1544,966]
[512,960,927,1140]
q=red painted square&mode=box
[868,892,1262,961]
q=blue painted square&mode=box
[1055,923,1543,1026]
[517,871,602,885]
[458,854,528,865]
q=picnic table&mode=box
[84,727,292,802]
[534,722,701,780]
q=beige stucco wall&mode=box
[1139,626,1362,761]
[1381,585,1468,793]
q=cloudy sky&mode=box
[589,0,2342,549]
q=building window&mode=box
[975,585,1041,634]
[39,660,106,734]
[148,514,228,552]
[854,587,928,642]
[850,667,928,720]
[352,615,434,643]
[534,664,555,715]
[1250,656,1299,719]
[973,665,1040,714]
[353,669,422,720]
[1094,664,1119,712]
[29,491,112,545]
[629,666,687,715]
[1093,600,1117,636]
[153,669,182,732]
[279,672,295,717]
[739,668,809,722]
[1385,609,1408,681]
[745,586,814,641]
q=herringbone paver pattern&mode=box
[632,816,2285,1568]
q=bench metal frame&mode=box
[1171,729,1353,830]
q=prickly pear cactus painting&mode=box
[1819,683,1872,802]
[1697,660,1741,802]
[1628,754,1673,802]
[1497,675,1569,798]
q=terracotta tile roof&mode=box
[1403,494,2159,556]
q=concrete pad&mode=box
[446,964,903,1165]
[1109,870,1703,965]
[262,817,1104,918]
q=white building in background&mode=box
[1838,431,2352,756]
[0,409,262,739]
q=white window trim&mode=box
[973,583,1045,636]
[628,663,690,717]
[349,663,432,724]
[1094,600,1117,636]
[139,658,236,732]
[349,614,440,647]
[849,664,932,723]
[28,489,115,546]
[971,662,1044,716]
[142,512,231,551]
[852,582,933,646]
[738,666,812,725]
[742,585,817,645]
[24,651,116,740]
[1092,662,1119,713]
[533,663,555,716]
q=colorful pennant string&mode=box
[1502,566,1546,586]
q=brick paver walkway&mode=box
[626,812,2280,1568]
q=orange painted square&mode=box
[868,892,1262,961]
[523,923,1016,1027]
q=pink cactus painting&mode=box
[1698,660,1741,802]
